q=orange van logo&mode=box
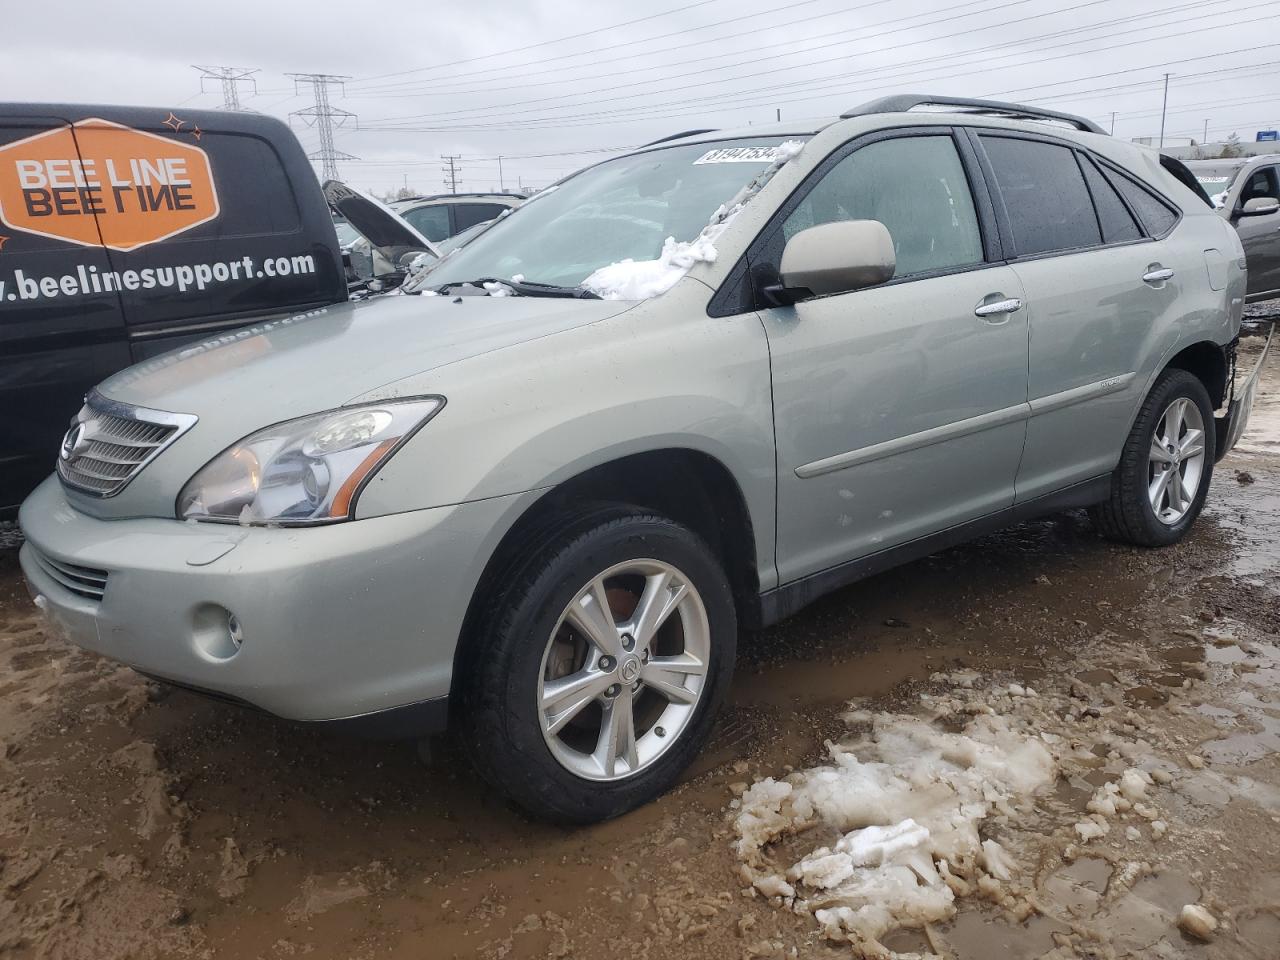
[0,118,219,252]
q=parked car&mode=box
[324,181,437,292]
[19,95,1268,823]
[1185,155,1280,303]
[391,192,523,243]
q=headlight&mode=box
[178,398,443,524]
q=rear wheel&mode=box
[460,506,736,823]
[1091,368,1215,546]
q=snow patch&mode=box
[733,705,1055,953]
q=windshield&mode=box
[1189,164,1241,190]
[423,138,794,290]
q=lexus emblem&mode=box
[60,422,88,461]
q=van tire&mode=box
[1090,368,1216,547]
[458,504,736,823]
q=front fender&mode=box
[351,282,778,585]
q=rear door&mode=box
[0,112,129,511]
[755,129,1030,583]
[972,131,1182,501]
[1232,163,1280,299]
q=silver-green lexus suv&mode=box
[19,96,1269,822]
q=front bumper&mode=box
[18,477,533,726]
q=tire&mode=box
[459,504,737,823]
[1090,368,1216,547]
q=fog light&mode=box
[192,604,245,660]
[227,614,245,650]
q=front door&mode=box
[754,131,1031,584]
[1233,163,1280,300]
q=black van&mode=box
[0,104,350,512]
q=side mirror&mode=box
[1240,196,1280,217]
[775,220,896,302]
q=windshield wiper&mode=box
[433,277,601,299]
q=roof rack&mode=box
[643,128,719,146]
[841,95,1107,136]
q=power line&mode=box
[193,65,259,111]
[351,0,899,97]
[288,73,358,181]
[364,0,1270,129]
[350,0,728,87]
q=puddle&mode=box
[1043,857,1111,915]
[938,911,1067,958]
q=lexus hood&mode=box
[73,294,635,518]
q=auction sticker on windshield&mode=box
[693,146,785,164]
[0,118,219,251]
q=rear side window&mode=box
[1079,156,1143,244]
[783,135,983,279]
[1101,166,1179,238]
[402,204,451,242]
[979,136,1101,256]
[453,202,507,232]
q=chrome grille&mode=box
[55,392,197,497]
[31,549,109,602]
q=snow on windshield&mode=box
[581,140,807,300]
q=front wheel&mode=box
[460,506,736,823]
[1091,368,1216,547]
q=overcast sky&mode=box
[3,0,1276,194]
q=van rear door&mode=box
[71,108,347,360]
[0,112,129,511]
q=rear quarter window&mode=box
[1100,164,1180,238]
[1079,155,1143,244]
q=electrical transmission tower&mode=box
[441,155,462,194]
[288,73,358,182]
[193,65,259,111]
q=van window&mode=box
[979,136,1102,256]
[783,135,983,279]
[1101,165,1180,238]
[453,203,507,232]
[1079,155,1143,244]
[165,133,300,242]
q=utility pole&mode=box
[193,65,259,111]
[441,154,461,194]
[1110,111,1116,135]
[776,108,781,122]
[288,73,357,182]
[1158,72,1172,149]
[1203,119,1210,143]
[497,156,505,192]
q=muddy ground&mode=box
[1,326,1278,960]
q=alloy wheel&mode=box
[536,559,710,781]
[1148,396,1207,525]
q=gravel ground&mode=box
[0,334,1276,959]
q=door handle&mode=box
[1143,267,1175,284]
[974,296,1023,319]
